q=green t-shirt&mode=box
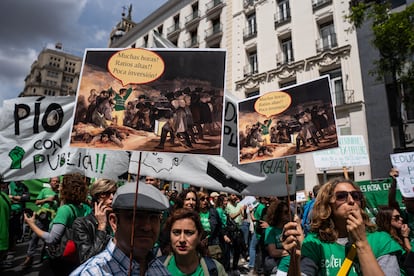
[301,231,403,276]
[51,203,91,229]
[216,207,227,227]
[166,255,204,276]
[253,202,266,239]
[37,187,58,211]
[225,202,243,226]
[0,192,11,251]
[9,181,28,212]
[199,211,211,236]
[264,226,290,273]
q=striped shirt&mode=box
[70,239,171,276]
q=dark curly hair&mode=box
[59,173,89,205]
[266,200,291,228]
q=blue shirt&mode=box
[70,239,171,276]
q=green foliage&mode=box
[348,1,414,89]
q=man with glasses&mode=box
[70,181,171,276]
[72,179,117,264]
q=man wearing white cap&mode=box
[70,181,171,276]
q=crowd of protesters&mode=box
[0,169,414,275]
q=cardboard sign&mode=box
[390,152,414,197]
[312,135,370,168]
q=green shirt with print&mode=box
[301,231,403,276]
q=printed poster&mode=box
[70,48,226,155]
[238,76,338,164]
[129,93,297,197]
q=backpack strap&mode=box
[158,254,172,266]
[201,256,218,276]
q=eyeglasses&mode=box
[334,191,363,202]
[392,215,403,221]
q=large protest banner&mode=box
[390,152,414,197]
[238,76,338,164]
[129,93,297,197]
[0,96,130,181]
[356,178,403,215]
[312,135,370,168]
[70,48,226,155]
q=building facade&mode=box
[20,44,82,97]
[108,0,408,191]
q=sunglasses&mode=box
[199,197,208,201]
[392,214,403,221]
[334,191,363,202]
[100,190,116,197]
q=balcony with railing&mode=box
[276,52,294,66]
[205,23,223,44]
[274,11,291,28]
[316,33,338,52]
[184,36,200,48]
[185,11,201,30]
[244,64,258,77]
[243,27,257,41]
[206,0,225,18]
[167,23,181,39]
[312,0,332,12]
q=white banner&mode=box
[129,93,297,196]
[0,96,130,181]
[312,135,370,168]
[390,152,414,198]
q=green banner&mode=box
[356,178,404,216]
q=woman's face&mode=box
[170,218,200,257]
[390,209,403,229]
[184,192,197,210]
[331,182,363,221]
[199,193,209,211]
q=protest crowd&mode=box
[1,169,414,276]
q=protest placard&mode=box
[0,96,130,181]
[312,135,370,168]
[71,48,226,155]
[238,76,338,164]
[129,93,297,196]
[390,152,414,197]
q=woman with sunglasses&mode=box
[72,178,117,264]
[279,178,403,276]
[376,206,411,275]
[158,208,226,275]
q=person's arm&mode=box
[267,243,289,259]
[24,213,65,244]
[35,195,55,206]
[229,205,246,220]
[347,209,385,276]
[388,168,400,211]
[73,215,110,263]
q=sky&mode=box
[0,0,168,106]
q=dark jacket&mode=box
[205,207,222,246]
[72,213,112,264]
